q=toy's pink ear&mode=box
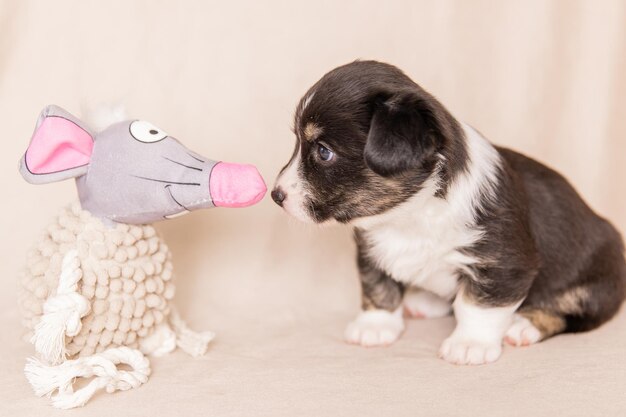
[19,105,94,184]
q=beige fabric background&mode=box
[0,0,625,416]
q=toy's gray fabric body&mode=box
[76,119,219,223]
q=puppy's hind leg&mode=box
[507,237,626,347]
[561,238,626,333]
[504,309,565,347]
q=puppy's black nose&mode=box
[271,187,286,206]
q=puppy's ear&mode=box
[364,91,440,177]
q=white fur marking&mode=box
[439,293,520,365]
[274,149,315,223]
[301,91,315,113]
[351,123,502,298]
[294,91,316,129]
[447,124,501,222]
[344,308,404,347]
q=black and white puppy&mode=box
[272,60,626,365]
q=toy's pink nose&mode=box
[209,162,267,208]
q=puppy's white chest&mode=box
[360,204,481,299]
[365,231,457,298]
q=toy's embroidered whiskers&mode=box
[132,175,202,186]
[163,156,203,171]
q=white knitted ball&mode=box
[18,203,176,359]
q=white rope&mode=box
[139,308,214,357]
[30,250,90,364]
[139,323,177,357]
[24,346,151,409]
[168,307,215,357]
[25,248,211,408]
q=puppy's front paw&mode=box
[438,336,502,365]
[344,309,404,347]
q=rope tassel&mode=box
[30,250,90,364]
[138,306,215,357]
[24,347,151,409]
[24,246,214,408]
[169,307,215,357]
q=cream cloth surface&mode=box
[1,0,625,415]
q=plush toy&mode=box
[18,105,266,408]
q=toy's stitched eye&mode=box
[130,121,168,143]
[317,144,334,162]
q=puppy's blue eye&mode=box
[318,144,334,161]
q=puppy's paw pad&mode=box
[438,337,502,365]
[344,309,404,347]
[403,290,452,319]
[505,316,541,347]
